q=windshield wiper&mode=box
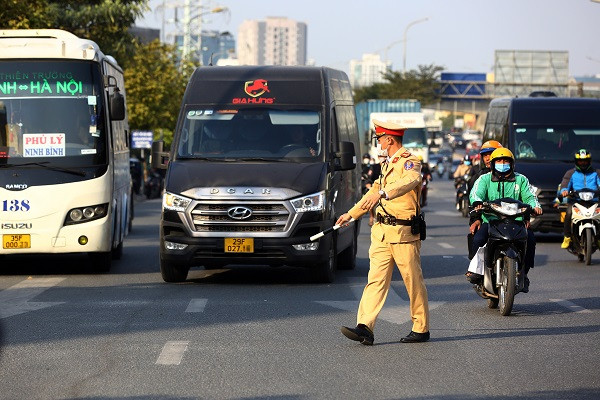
[0,162,86,177]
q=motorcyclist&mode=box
[467,148,543,292]
[453,154,472,183]
[466,140,503,257]
[419,155,432,206]
[558,149,600,249]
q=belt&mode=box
[376,213,411,226]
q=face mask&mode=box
[465,161,471,166]
[363,158,370,164]
[376,143,388,158]
[494,163,511,173]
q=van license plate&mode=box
[3,234,31,249]
[224,238,254,253]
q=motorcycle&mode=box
[470,198,532,316]
[559,189,600,265]
[455,173,471,218]
[144,170,163,199]
[435,162,445,178]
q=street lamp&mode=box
[402,17,429,73]
[180,0,228,63]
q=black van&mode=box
[483,97,600,233]
[152,66,361,282]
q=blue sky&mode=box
[136,0,600,76]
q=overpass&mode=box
[423,79,572,131]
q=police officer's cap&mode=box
[372,119,406,138]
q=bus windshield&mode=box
[177,107,322,161]
[0,60,107,166]
[513,125,600,162]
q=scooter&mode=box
[470,198,531,316]
[455,173,471,218]
[559,189,600,265]
[436,162,445,178]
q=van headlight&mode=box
[163,192,192,212]
[290,191,325,212]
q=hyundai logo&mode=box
[227,206,253,220]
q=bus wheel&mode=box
[89,252,112,273]
[312,239,336,283]
[112,241,123,260]
[160,257,189,283]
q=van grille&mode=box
[191,203,290,233]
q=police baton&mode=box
[310,218,355,242]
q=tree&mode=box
[353,63,444,106]
[124,40,193,148]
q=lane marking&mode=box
[185,298,208,313]
[0,277,65,319]
[439,242,454,249]
[549,299,592,314]
[156,341,189,365]
[316,278,445,325]
[443,256,454,259]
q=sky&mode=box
[135,0,600,77]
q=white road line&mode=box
[549,299,592,314]
[443,256,454,259]
[439,242,454,249]
[156,341,189,365]
[0,277,65,319]
[185,298,207,313]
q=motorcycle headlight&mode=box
[290,191,325,212]
[163,192,192,212]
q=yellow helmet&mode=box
[417,155,424,161]
[489,148,514,162]
[575,148,591,160]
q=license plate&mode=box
[560,212,566,222]
[3,234,31,249]
[224,238,254,253]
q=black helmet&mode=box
[575,148,592,172]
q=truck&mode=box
[368,112,429,162]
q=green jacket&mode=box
[470,172,540,223]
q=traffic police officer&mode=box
[337,120,430,345]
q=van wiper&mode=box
[0,162,86,177]
[237,157,290,162]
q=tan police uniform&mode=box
[347,144,430,334]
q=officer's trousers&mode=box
[357,238,430,334]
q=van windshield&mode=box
[513,126,600,162]
[177,107,322,161]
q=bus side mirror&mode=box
[151,140,169,170]
[109,88,125,121]
[335,141,357,171]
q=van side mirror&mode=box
[335,141,357,171]
[151,140,170,170]
[109,88,125,121]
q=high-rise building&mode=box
[174,30,235,65]
[237,17,307,66]
[349,54,392,88]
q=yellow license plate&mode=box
[3,234,31,249]
[224,238,254,253]
[560,212,566,222]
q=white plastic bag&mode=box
[468,244,486,275]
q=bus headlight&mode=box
[64,203,109,225]
[163,192,192,212]
[290,191,325,212]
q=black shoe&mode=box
[400,331,430,343]
[466,272,483,284]
[341,324,374,345]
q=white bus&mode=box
[0,29,132,271]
